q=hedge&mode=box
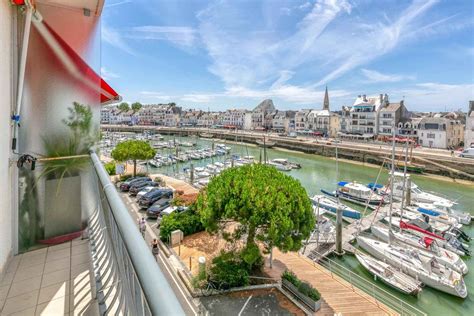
[282,270,320,301]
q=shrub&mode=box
[159,205,204,242]
[282,269,320,301]
[119,172,148,181]
[104,162,116,175]
[210,251,249,288]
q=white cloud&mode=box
[102,23,138,56]
[139,91,172,101]
[361,69,415,83]
[126,26,198,47]
[105,0,131,8]
[392,82,474,111]
[101,67,120,80]
[196,0,457,92]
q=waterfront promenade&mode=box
[102,125,474,181]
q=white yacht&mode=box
[357,236,467,298]
[268,160,292,171]
[270,158,301,169]
[371,224,468,275]
[415,201,472,225]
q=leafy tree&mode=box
[209,251,249,288]
[196,164,314,267]
[168,102,176,107]
[131,102,142,113]
[118,102,130,112]
[111,140,155,176]
[159,206,203,242]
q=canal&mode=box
[147,135,474,316]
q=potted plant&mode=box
[281,270,321,312]
[39,102,97,239]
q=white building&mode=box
[295,109,311,131]
[349,94,389,137]
[222,109,248,129]
[165,106,181,126]
[418,115,464,149]
[100,107,112,124]
[271,111,295,132]
[465,101,474,148]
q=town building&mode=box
[418,114,464,149]
[197,111,220,127]
[222,109,249,129]
[349,94,389,137]
[251,99,276,130]
[165,105,182,126]
[295,109,311,131]
[305,87,340,137]
[272,110,296,132]
[100,107,112,124]
[465,101,474,148]
[378,100,409,137]
[180,109,202,127]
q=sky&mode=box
[100,0,474,112]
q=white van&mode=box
[459,148,474,158]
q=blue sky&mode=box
[101,0,474,112]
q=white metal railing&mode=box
[308,252,426,316]
[90,152,185,315]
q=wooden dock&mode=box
[266,249,396,315]
[305,204,395,261]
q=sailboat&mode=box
[386,216,470,257]
[371,224,468,275]
[355,251,422,295]
[357,236,467,298]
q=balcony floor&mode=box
[0,238,98,316]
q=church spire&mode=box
[323,86,329,110]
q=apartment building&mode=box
[197,112,220,127]
[180,109,202,126]
[271,111,296,132]
[222,109,249,129]
[378,101,409,137]
[349,94,389,136]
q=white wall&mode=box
[0,2,14,272]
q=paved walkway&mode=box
[0,238,97,315]
[265,249,395,316]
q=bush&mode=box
[210,251,249,288]
[104,162,116,175]
[119,172,148,181]
[240,243,263,272]
[159,205,204,242]
[282,269,320,301]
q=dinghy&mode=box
[311,195,361,220]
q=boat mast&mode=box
[335,137,339,203]
[388,123,396,242]
[400,138,409,213]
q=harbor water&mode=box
[143,135,474,316]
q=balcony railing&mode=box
[89,152,184,315]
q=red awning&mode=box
[32,16,120,105]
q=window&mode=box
[427,133,436,139]
[424,123,439,130]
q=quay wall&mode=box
[101,125,474,181]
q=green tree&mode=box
[196,164,314,268]
[168,102,176,107]
[111,140,155,176]
[118,102,130,112]
[131,102,142,113]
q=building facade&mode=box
[349,94,389,136]
[418,115,464,149]
[465,101,474,148]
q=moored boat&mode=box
[357,236,467,298]
[355,251,422,295]
[371,224,468,275]
[322,181,385,206]
[311,195,361,220]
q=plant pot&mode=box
[44,175,82,239]
[282,279,321,312]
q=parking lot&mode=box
[199,288,304,316]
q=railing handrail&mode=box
[90,152,185,315]
[314,252,426,316]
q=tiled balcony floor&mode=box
[0,238,98,315]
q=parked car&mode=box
[157,206,188,226]
[129,180,158,196]
[459,148,474,158]
[146,197,172,218]
[119,176,151,192]
[136,186,161,199]
[138,189,173,209]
